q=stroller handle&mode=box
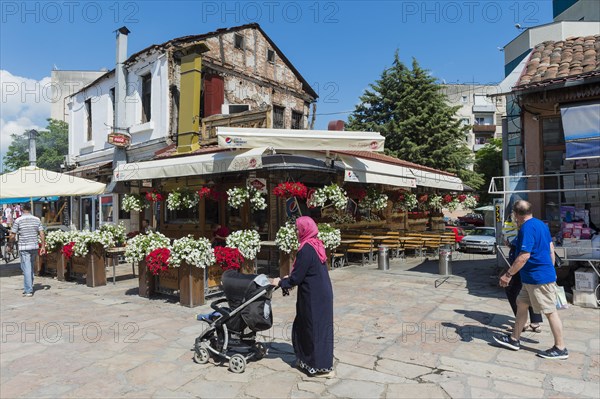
[210,298,231,318]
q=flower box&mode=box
[69,244,106,287]
[43,251,63,277]
[138,260,155,298]
[207,264,225,289]
[179,263,205,308]
[157,267,179,292]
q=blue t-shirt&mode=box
[514,218,555,284]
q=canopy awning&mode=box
[560,103,600,160]
[0,196,59,205]
[338,156,416,188]
[0,166,106,198]
[217,127,385,152]
[113,147,266,181]
[410,169,464,191]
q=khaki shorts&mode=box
[517,282,557,314]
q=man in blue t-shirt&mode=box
[493,200,568,360]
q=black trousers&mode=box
[504,272,543,324]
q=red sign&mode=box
[107,132,131,148]
[246,178,267,193]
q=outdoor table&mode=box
[105,247,133,285]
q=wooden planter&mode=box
[138,260,155,298]
[179,263,205,308]
[279,251,296,277]
[70,244,106,287]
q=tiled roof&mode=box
[334,151,458,177]
[516,35,600,89]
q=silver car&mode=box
[458,227,496,254]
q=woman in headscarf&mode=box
[272,216,335,378]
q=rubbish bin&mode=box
[439,244,452,275]
[378,246,389,270]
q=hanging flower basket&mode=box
[443,194,460,212]
[122,194,147,212]
[167,188,199,210]
[462,194,479,210]
[273,182,308,199]
[227,186,267,212]
[394,191,418,212]
[359,188,389,211]
[317,223,341,250]
[145,190,164,202]
[275,221,299,254]
[345,187,367,201]
[307,184,348,210]
[428,194,444,211]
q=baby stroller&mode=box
[193,270,277,373]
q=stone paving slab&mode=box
[1,254,599,398]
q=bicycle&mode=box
[3,241,19,263]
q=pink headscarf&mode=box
[294,216,327,266]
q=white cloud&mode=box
[1,70,52,170]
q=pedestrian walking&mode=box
[494,200,568,359]
[9,203,46,297]
[272,216,335,378]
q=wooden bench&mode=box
[341,235,374,266]
[379,231,404,259]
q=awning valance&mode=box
[410,169,463,191]
[339,156,416,188]
[217,127,385,152]
[113,148,265,181]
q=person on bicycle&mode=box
[9,203,46,297]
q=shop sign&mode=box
[247,178,267,194]
[107,132,131,148]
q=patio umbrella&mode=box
[0,166,106,199]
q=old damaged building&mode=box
[66,23,317,230]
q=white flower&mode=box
[395,192,418,212]
[360,189,389,211]
[275,221,299,254]
[170,235,215,268]
[125,231,171,264]
[462,194,479,210]
[428,194,444,211]
[317,223,341,250]
[167,189,199,210]
[307,184,348,210]
[45,230,70,252]
[227,186,267,212]
[226,230,261,260]
[122,194,146,212]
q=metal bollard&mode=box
[439,244,452,275]
[378,246,389,270]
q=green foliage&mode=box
[474,138,502,204]
[3,118,68,172]
[346,51,483,190]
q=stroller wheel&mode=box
[228,354,246,373]
[252,342,267,360]
[194,347,210,364]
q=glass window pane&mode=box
[542,117,564,146]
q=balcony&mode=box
[472,103,496,113]
[472,124,496,133]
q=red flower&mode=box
[62,242,75,260]
[213,247,244,271]
[146,247,171,275]
[458,194,467,202]
[273,182,308,199]
[197,187,212,199]
[443,194,454,204]
[418,194,429,203]
[145,190,164,202]
[346,187,367,201]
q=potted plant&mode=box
[227,186,267,212]
[122,194,147,212]
[307,184,348,210]
[166,188,199,210]
[125,231,171,297]
[272,182,308,199]
[171,236,216,307]
[226,230,261,273]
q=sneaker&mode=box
[537,346,569,360]
[23,292,33,297]
[493,333,520,350]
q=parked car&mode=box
[445,226,466,246]
[458,213,484,227]
[458,227,496,254]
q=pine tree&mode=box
[347,52,483,190]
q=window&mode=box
[461,96,468,103]
[496,97,503,105]
[461,118,470,126]
[542,117,565,146]
[204,197,220,227]
[267,49,275,63]
[165,206,198,223]
[273,106,285,128]
[474,117,485,125]
[234,34,244,49]
[85,99,92,141]
[228,104,249,114]
[291,111,303,129]
[109,88,115,128]
[141,74,152,123]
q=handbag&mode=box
[555,285,568,309]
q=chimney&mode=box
[28,129,38,166]
[328,120,345,131]
[175,43,210,154]
[113,26,130,170]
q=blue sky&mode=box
[0,0,553,164]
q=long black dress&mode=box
[280,244,334,374]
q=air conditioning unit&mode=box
[221,104,250,115]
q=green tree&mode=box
[474,138,502,205]
[3,119,68,172]
[346,52,484,190]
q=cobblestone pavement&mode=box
[1,253,599,398]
